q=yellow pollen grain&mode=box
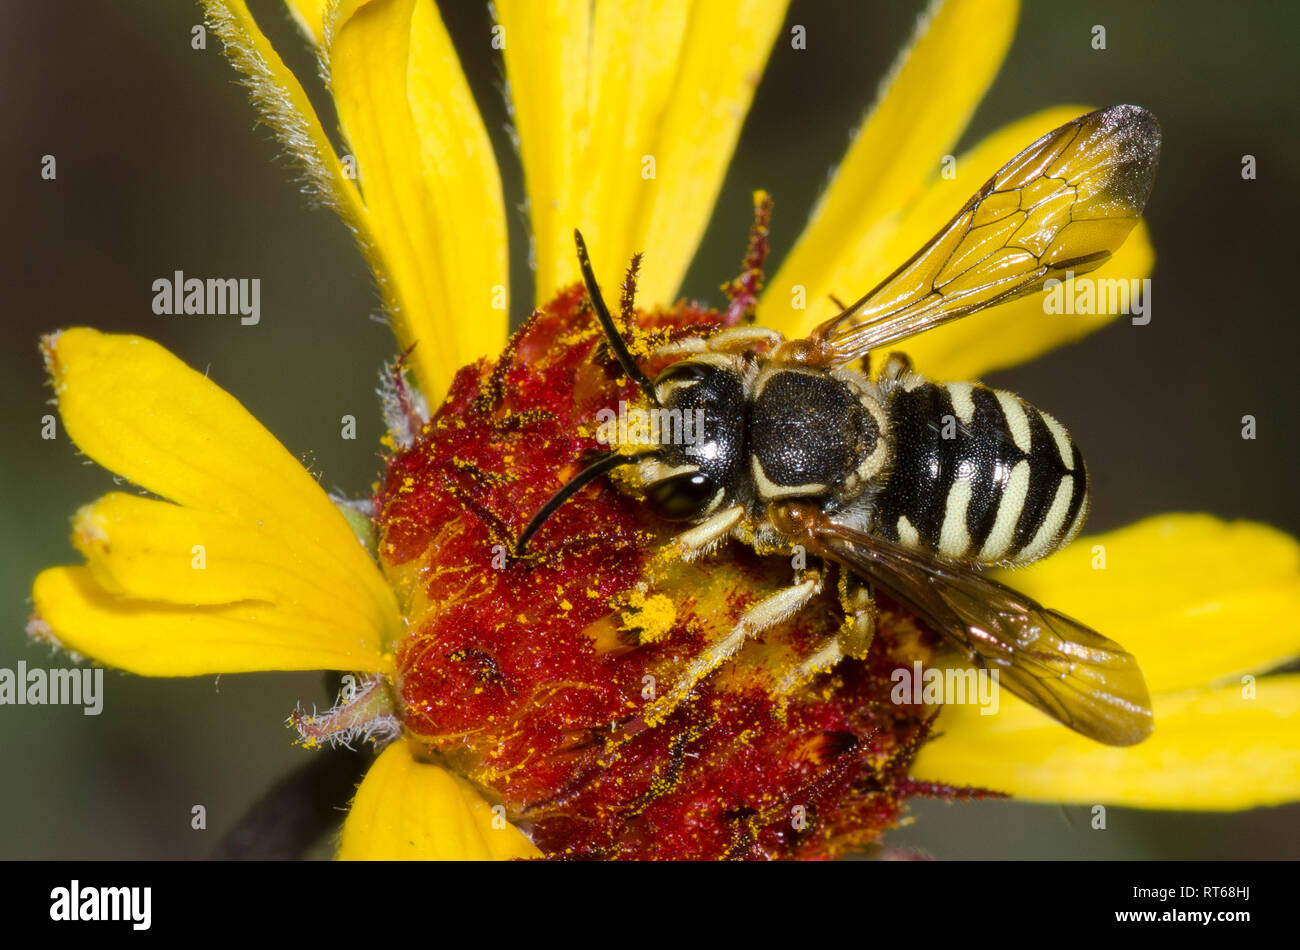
[621,589,677,644]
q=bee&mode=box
[518,105,1160,746]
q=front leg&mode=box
[654,325,784,357]
[656,504,746,563]
[645,567,824,724]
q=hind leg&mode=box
[878,351,913,383]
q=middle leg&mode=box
[645,567,824,724]
[777,570,877,694]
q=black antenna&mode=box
[516,452,652,555]
[574,229,659,405]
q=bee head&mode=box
[635,357,747,521]
[517,232,744,554]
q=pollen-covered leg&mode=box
[837,572,877,659]
[658,503,745,562]
[653,325,784,358]
[778,572,876,694]
[647,568,824,724]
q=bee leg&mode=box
[706,326,785,352]
[646,567,824,724]
[654,325,784,358]
[776,572,876,694]
[837,572,877,659]
[659,504,746,563]
[878,351,913,382]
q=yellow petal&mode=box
[765,0,1019,331]
[494,0,591,306]
[35,329,402,673]
[601,0,789,307]
[912,676,1300,810]
[202,2,369,244]
[861,108,1153,380]
[338,742,541,860]
[498,0,788,306]
[72,493,389,640]
[32,566,387,675]
[45,330,379,591]
[579,0,693,303]
[284,0,328,45]
[993,515,1300,694]
[328,0,509,402]
[205,0,495,401]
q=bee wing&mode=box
[804,514,1153,746]
[810,105,1161,365]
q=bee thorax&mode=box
[749,368,889,504]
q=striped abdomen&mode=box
[875,381,1088,565]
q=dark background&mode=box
[2,0,1296,858]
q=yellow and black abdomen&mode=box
[875,381,1089,565]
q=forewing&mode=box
[814,520,1154,746]
[812,104,1161,364]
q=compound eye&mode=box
[645,471,717,521]
[654,360,712,389]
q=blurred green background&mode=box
[2,0,1296,859]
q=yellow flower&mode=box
[29,0,1300,858]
